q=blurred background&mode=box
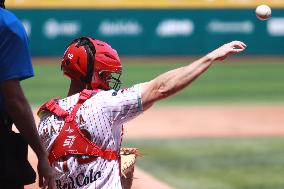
[6,0,284,189]
[6,0,284,56]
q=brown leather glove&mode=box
[120,147,139,189]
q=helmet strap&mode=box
[74,37,96,84]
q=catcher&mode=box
[37,36,246,189]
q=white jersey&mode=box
[38,84,142,189]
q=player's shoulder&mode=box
[94,85,140,98]
[56,85,140,107]
[0,9,21,28]
[60,93,80,105]
[0,10,27,42]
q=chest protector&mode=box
[38,89,118,164]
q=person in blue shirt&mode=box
[0,1,54,188]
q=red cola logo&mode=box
[55,169,101,189]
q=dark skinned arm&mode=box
[0,79,54,189]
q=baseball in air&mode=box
[255,4,272,20]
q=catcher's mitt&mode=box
[120,147,139,189]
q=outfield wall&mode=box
[12,8,284,56]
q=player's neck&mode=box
[67,80,86,96]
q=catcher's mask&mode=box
[61,36,122,91]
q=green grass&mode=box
[124,138,284,189]
[22,63,70,105]
[22,58,284,106]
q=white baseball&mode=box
[255,4,272,20]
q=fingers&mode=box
[48,174,55,189]
[233,48,245,53]
[225,41,246,54]
[39,174,55,189]
[40,177,50,189]
[38,174,48,189]
[230,41,247,50]
[209,40,247,61]
[229,40,246,47]
[37,157,56,189]
[39,175,43,187]
[42,177,48,189]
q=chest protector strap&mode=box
[39,89,118,164]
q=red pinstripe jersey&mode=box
[38,84,142,189]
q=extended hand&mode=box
[207,41,247,61]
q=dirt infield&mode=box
[25,104,284,189]
[124,104,284,139]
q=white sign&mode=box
[156,19,194,37]
[98,20,142,36]
[208,20,254,34]
[44,19,81,38]
[268,18,284,36]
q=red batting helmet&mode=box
[61,36,122,91]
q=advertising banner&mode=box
[13,9,284,56]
